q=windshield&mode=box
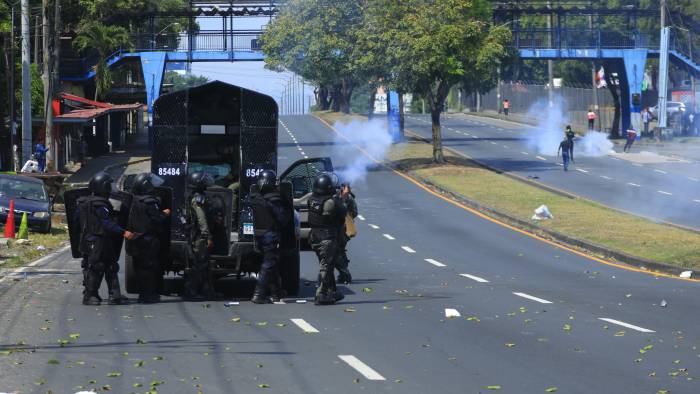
[0,178,48,202]
[188,162,232,182]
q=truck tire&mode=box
[124,254,138,294]
[281,243,301,296]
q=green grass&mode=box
[0,224,69,269]
[317,111,700,270]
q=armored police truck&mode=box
[126,81,332,296]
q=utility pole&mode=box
[657,0,670,134]
[21,0,32,166]
[10,6,18,171]
[546,1,554,108]
[34,15,39,65]
[589,2,599,125]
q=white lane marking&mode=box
[521,151,529,155]
[536,156,547,161]
[425,258,446,267]
[297,146,303,151]
[459,273,489,283]
[0,245,71,283]
[556,163,563,166]
[383,234,395,240]
[657,190,672,196]
[502,145,509,149]
[338,355,386,381]
[600,175,612,180]
[598,318,655,333]
[290,318,319,333]
[576,168,589,173]
[627,182,641,187]
[357,215,365,221]
[654,169,667,174]
[445,308,461,318]
[401,246,416,253]
[688,177,699,182]
[490,141,497,145]
[303,155,309,159]
[693,199,700,204]
[300,151,306,156]
[368,224,380,229]
[513,292,553,304]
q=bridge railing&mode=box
[514,29,653,51]
[131,30,264,52]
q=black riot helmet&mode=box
[313,173,334,195]
[187,171,213,192]
[257,170,277,194]
[131,173,165,195]
[89,171,114,197]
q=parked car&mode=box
[0,174,52,233]
[649,101,686,119]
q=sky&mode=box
[169,15,315,114]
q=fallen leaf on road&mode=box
[673,359,681,364]
[466,316,480,322]
[47,359,60,365]
[614,331,626,337]
[404,305,414,309]
[69,333,80,339]
[635,358,643,363]
[353,378,360,383]
[107,371,122,377]
[133,383,143,388]
[231,317,241,322]
[505,343,515,348]
[562,324,572,332]
[625,294,632,298]
[122,352,129,356]
[395,379,403,383]
[153,356,164,360]
[344,308,357,313]
[382,305,391,310]
[276,323,286,327]
[519,307,528,313]
[258,383,270,388]
[39,326,49,331]
[657,390,669,394]
[134,361,145,367]
[136,338,148,344]
[362,287,372,293]
[484,385,502,390]
[545,387,558,392]
[257,322,268,326]
[57,339,70,347]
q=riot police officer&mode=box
[250,170,290,304]
[126,173,171,303]
[308,173,347,305]
[183,172,216,301]
[76,171,133,305]
[336,183,358,284]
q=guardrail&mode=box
[131,30,263,52]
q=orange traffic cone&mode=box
[3,199,15,239]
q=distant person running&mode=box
[587,109,596,130]
[624,127,637,152]
[557,138,573,171]
[565,125,575,163]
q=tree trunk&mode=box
[398,91,405,139]
[42,0,54,172]
[331,84,341,112]
[367,85,376,119]
[604,62,621,138]
[339,77,353,114]
[430,107,444,163]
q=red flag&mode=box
[4,199,16,239]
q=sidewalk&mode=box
[64,132,151,186]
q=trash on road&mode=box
[224,302,240,307]
[532,205,553,220]
[659,299,668,307]
[680,271,693,279]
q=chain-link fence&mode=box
[479,82,617,132]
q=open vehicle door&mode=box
[280,157,334,201]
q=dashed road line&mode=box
[338,355,386,381]
[627,182,641,187]
[513,292,553,304]
[688,177,699,182]
[459,273,489,283]
[445,308,461,318]
[657,190,672,196]
[357,215,365,221]
[401,246,416,253]
[383,234,395,240]
[598,318,655,333]
[576,168,589,173]
[368,224,380,229]
[290,318,319,333]
[694,199,700,204]
[600,175,612,180]
[425,258,446,267]
[490,141,497,145]
[654,169,667,174]
[521,151,529,155]
[536,156,547,161]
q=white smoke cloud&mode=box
[332,118,393,184]
[524,97,612,157]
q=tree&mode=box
[163,71,209,92]
[370,0,511,162]
[73,21,131,100]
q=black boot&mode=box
[105,271,129,305]
[314,292,335,305]
[82,296,101,306]
[251,284,271,304]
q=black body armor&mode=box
[251,191,283,236]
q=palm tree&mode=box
[73,21,131,100]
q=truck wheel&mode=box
[125,254,138,294]
[281,243,301,296]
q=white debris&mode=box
[15,239,31,245]
[224,302,239,307]
[680,271,693,279]
[444,308,461,318]
[532,205,553,221]
[36,245,46,251]
[295,299,307,304]
[660,299,668,308]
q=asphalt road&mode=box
[404,113,700,230]
[1,114,700,393]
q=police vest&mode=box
[308,194,340,228]
[185,192,207,240]
[251,191,282,236]
[127,195,160,235]
[77,195,111,255]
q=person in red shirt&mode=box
[503,99,510,116]
[587,109,596,130]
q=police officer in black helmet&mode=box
[250,170,291,304]
[308,173,347,305]
[183,171,216,300]
[126,173,171,303]
[76,171,134,305]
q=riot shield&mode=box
[109,191,132,258]
[153,186,173,268]
[204,187,233,257]
[64,188,90,258]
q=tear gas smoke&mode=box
[525,97,612,157]
[332,118,393,184]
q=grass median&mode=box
[0,220,70,270]
[316,111,700,271]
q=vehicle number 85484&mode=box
[157,167,181,176]
[245,168,265,178]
